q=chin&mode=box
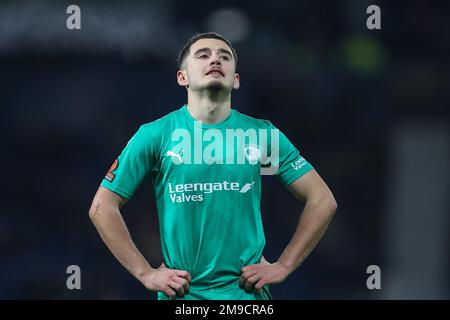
[205,80,228,91]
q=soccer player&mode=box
[89,32,337,300]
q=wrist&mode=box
[135,266,156,282]
[277,260,293,275]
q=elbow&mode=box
[316,191,337,216]
[88,201,101,222]
[331,199,338,214]
[307,192,337,216]
[327,194,338,215]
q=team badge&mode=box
[244,145,261,163]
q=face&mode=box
[177,38,240,92]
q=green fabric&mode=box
[101,105,313,300]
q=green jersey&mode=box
[101,105,313,300]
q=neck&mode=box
[186,90,231,124]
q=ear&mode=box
[177,70,189,87]
[233,73,240,90]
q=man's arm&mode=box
[240,169,337,292]
[89,186,191,298]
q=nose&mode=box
[209,53,222,66]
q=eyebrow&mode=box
[193,47,233,58]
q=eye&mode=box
[221,56,230,61]
[199,54,208,59]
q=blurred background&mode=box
[0,0,448,299]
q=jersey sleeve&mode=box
[270,122,314,186]
[100,125,157,199]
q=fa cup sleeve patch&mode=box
[105,159,119,182]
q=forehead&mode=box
[189,38,231,55]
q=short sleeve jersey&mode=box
[101,105,314,299]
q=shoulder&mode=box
[233,109,274,130]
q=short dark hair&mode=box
[177,32,238,70]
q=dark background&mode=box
[1,0,449,299]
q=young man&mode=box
[89,32,337,300]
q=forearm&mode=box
[277,197,336,275]
[89,203,155,281]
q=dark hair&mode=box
[177,32,238,70]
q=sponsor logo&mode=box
[291,157,307,171]
[168,181,255,203]
[166,149,184,164]
[239,182,255,193]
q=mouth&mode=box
[205,69,225,77]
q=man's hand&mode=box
[140,263,192,299]
[239,256,290,293]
